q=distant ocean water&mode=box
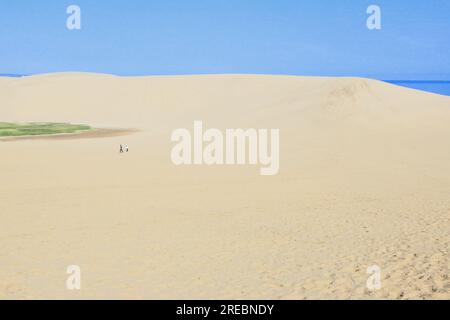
[0,74,449,97]
[384,80,450,97]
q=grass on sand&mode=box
[0,122,91,137]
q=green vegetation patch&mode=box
[0,122,91,137]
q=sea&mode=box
[0,74,449,97]
[383,80,450,97]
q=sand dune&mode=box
[0,73,449,299]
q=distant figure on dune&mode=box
[119,144,124,153]
[125,145,129,153]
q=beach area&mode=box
[0,73,449,299]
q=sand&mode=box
[0,73,449,299]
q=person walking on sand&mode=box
[120,144,124,153]
[125,144,129,153]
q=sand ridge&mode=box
[0,128,138,142]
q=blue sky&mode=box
[0,0,449,79]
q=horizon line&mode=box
[1,72,450,82]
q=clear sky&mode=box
[0,0,449,79]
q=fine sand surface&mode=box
[0,73,449,299]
